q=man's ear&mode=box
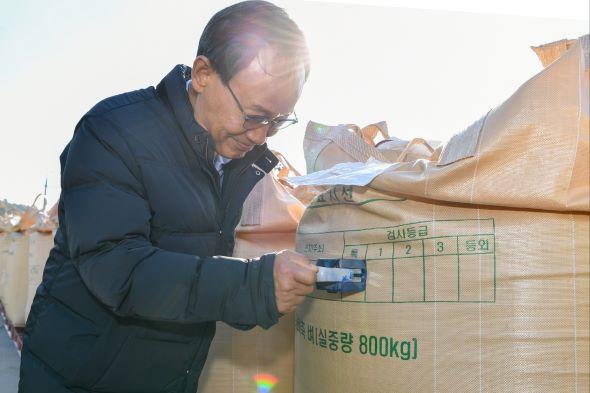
[191,56,214,94]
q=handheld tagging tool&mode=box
[315,258,367,293]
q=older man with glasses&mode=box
[18,2,317,393]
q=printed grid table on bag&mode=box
[299,218,496,304]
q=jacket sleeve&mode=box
[61,115,280,329]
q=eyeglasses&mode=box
[225,82,298,137]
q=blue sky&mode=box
[0,0,588,207]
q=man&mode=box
[19,2,317,392]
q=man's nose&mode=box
[245,125,269,145]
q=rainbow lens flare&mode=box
[253,373,279,393]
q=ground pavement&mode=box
[0,312,19,393]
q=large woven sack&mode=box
[303,121,440,174]
[198,152,311,393]
[2,232,30,327]
[294,35,589,393]
[25,230,54,321]
[532,38,577,68]
[0,233,9,303]
[232,152,307,257]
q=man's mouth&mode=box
[233,138,253,152]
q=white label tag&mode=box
[287,158,396,187]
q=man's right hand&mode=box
[273,250,318,314]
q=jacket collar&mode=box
[158,64,277,174]
[159,64,210,161]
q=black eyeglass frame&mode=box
[225,82,298,136]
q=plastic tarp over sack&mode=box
[294,35,589,392]
[198,152,317,393]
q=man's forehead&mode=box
[236,46,305,87]
[231,47,305,114]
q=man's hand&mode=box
[273,250,318,314]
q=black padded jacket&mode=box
[18,65,281,393]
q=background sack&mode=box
[198,151,314,393]
[1,232,29,327]
[304,121,440,174]
[0,194,56,326]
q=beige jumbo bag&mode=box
[303,121,441,174]
[25,210,57,321]
[1,196,52,325]
[0,197,41,326]
[25,231,53,321]
[3,232,30,327]
[0,232,10,304]
[295,35,589,392]
[198,152,315,393]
